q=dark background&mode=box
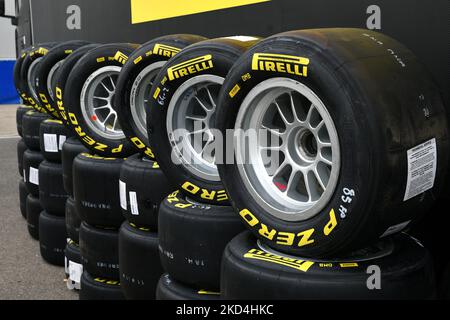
[16,0,450,108]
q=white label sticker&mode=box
[119,180,127,210]
[129,191,139,215]
[68,260,83,283]
[43,133,58,152]
[404,138,437,201]
[23,169,26,182]
[29,167,39,185]
[381,220,411,238]
[58,135,66,150]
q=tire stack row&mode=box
[143,30,449,299]
[13,28,450,300]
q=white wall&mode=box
[0,0,17,59]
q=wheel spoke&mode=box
[93,105,110,110]
[304,171,314,202]
[286,169,300,194]
[93,95,109,101]
[274,101,290,125]
[314,120,325,132]
[289,92,299,122]
[319,154,332,166]
[112,114,119,131]
[100,81,111,93]
[270,160,288,179]
[313,168,327,191]
[109,76,116,90]
[186,115,207,122]
[194,96,210,112]
[188,128,207,136]
[205,86,216,108]
[305,103,316,124]
[99,112,112,126]
[261,125,283,136]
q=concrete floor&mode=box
[0,105,77,300]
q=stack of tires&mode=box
[210,29,449,299]
[16,105,33,221]
[15,44,54,239]
[37,118,70,267]
[61,43,142,300]
[113,35,210,300]
[12,28,449,300]
[21,110,48,239]
[144,36,263,300]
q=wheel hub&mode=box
[235,77,341,222]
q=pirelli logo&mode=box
[36,47,49,55]
[167,55,213,81]
[252,53,310,77]
[113,51,128,64]
[153,43,181,58]
[243,249,314,272]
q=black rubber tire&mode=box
[73,153,124,228]
[156,274,220,300]
[54,44,99,125]
[79,272,124,300]
[16,105,34,136]
[66,197,81,243]
[26,195,42,240]
[114,34,207,158]
[23,149,44,196]
[61,136,90,196]
[221,231,435,300]
[39,119,72,162]
[65,239,82,276]
[19,179,29,219]
[22,110,50,150]
[39,211,67,266]
[439,262,450,299]
[17,138,27,176]
[158,190,244,290]
[119,154,174,230]
[38,160,68,216]
[79,222,120,279]
[118,222,163,300]
[64,43,139,157]
[14,44,56,106]
[215,28,450,257]
[35,40,91,118]
[19,43,57,112]
[148,37,259,205]
[14,47,32,105]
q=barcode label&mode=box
[129,191,139,215]
[119,180,127,210]
[29,167,39,185]
[44,133,58,152]
[58,135,66,150]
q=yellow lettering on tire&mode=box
[239,209,259,227]
[323,209,337,236]
[297,229,315,247]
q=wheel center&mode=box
[297,129,317,160]
[288,128,318,164]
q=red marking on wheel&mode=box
[274,182,287,191]
[91,115,97,121]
